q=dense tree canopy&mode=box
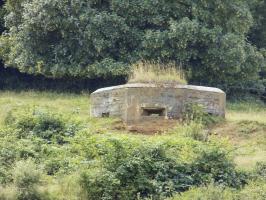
[248,0,266,89]
[249,0,266,49]
[0,1,5,34]
[0,0,265,88]
[0,0,6,71]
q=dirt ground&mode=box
[113,119,180,134]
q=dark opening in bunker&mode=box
[102,112,110,117]
[142,108,166,117]
[208,112,214,116]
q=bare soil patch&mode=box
[113,119,179,135]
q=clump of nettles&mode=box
[182,103,221,126]
[179,103,223,141]
[4,107,81,144]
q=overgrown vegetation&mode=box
[128,61,187,84]
[0,92,265,199]
[4,107,81,143]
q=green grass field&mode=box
[217,101,266,170]
[0,91,265,199]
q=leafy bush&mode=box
[190,143,247,188]
[43,153,72,176]
[0,131,74,181]
[79,136,246,199]
[5,108,80,143]
[0,108,81,180]
[81,144,193,200]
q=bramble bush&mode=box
[4,107,81,143]
[0,127,73,184]
[78,135,247,200]
[0,108,81,183]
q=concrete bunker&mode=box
[90,83,226,123]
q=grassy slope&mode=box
[213,101,266,170]
[0,91,90,125]
[0,91,265,170]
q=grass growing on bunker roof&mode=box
[128,61,187,85]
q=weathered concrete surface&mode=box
[91,83,226,123]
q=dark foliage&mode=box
[0,66,126,92]
[80,140,247,200]
[0,0,264,91]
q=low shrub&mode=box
[79,137,246,200]
[0,131,39,184]
[4,108,81,144]
[81,144,193,200]
[43,154,72,176]
[191,143,248,188]
[0,127,75,183]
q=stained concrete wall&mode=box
[90,86,126,118]
[91,83,226,123]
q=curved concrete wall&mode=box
[91,83,226,123]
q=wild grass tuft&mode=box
[128,61,187,84]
